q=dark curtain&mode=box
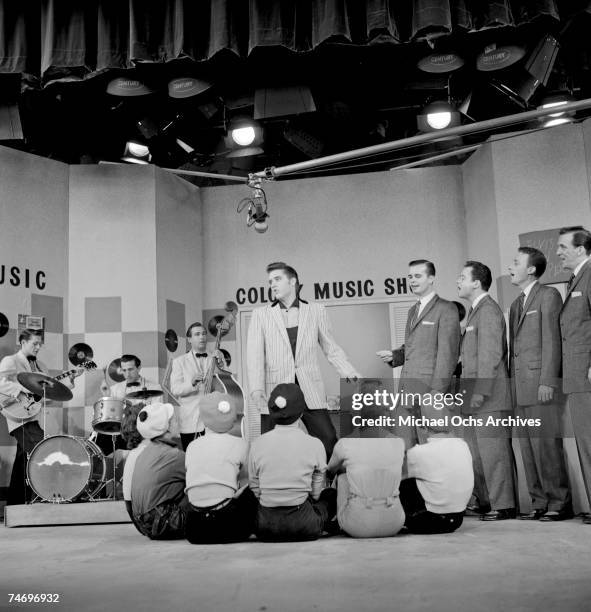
[1,0,589,81]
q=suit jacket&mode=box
[560,259,591,394]
[170,352,214,433]
[247,302,360,413]
[460,294,511,415]
[509,282,562,406]
[0,350,47,433]
[392,295,460,395]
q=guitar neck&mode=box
[54,369,76,381]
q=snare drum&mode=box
[93,397,128,433]
[27,435,106,502]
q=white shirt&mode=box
[471,292,489,310]
[573,257,591,277]
[417,291,436,318]
[522,280,536,300]
[406,437,474,513]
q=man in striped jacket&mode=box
[247,262,360,457]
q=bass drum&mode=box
[27,435,106,502]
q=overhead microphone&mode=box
[237,176,270,233]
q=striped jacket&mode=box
[247,302,360,412]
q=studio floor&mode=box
[1,517,590,612]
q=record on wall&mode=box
[164,329,178,353]
[107,358,125,383]
[0,312,9,338]
[68,342,94,366]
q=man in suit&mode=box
[170,322,225,451]
[377,259,460,447]
[0,328,79,504]
[247,262,360,458]
[556,225,591,525]
[457,260,516,521]
[508,247,571,521]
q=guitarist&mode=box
[0,328,80,505]
[170,322,227,451]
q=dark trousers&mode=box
[255,488,337,542]
[180,430,205,452]
[569,392,591,505]
[261,409,338,458]
[399,478,464,534]
[94,432,127,456]
[185,487,258,544]
[133,498,189,540]
[8,421,44,505]
[516,403,571,512]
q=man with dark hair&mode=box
[0,329,80,504]
[508,247,571,521]
[457,261,516,520]
[377,259,460,447]
[100,354,160,403]
[247,262,360,458]
[170,322,226,451]
[557,226,591,524]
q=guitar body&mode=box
[0,393,41,421]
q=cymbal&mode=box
[126,388,164,400]
[107,358,125,383]
[17,372,73,402]
[68,342,94,366]
[0,312,8,338]
[165,329,178,353]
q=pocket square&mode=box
[526,310,537,315]
[421,321,435,326]
[466,325,474,332]
[572,291,582,297]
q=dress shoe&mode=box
[480,508,517,521]
[519,509,546,521]
[539,509,574,522]
[465,503,490,516]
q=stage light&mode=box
[107,77,154,97]
[232,126,256,146]
[417,101,460,132]
[225,118,264,157]
[122,141,151,164]
[237,180,269,234]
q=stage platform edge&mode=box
[4,500,131,528]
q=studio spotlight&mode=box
[417,101,461,132]
[225,118,264,158]
[237,180,269,233]
[122,141,151,164]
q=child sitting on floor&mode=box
[122,402,188,540]
[184,392,256,544]
[249,383,337,542]
[327,387,405,538]
[400,402,474,534]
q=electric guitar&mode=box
[0,360,97,421]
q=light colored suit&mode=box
[560,258,591,503]
[460,293,515,511]
[509,282,570,512]
[170,352,213,433]
[394,295,460,394]
[247,302,359,414]
[0,350,47,433]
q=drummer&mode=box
[97,354,162,456]
[100,354,161,405]
[0,328,81,505]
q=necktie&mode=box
[411,301,421,326]
[516,292,525,320]
[27,356,38,372]
[566,274,576,293]
[195,353,207,358]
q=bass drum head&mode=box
[27,435,106,502]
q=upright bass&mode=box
[202,301,246,436]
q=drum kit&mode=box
[21,342,166,504]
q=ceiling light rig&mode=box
[237,176,269,233]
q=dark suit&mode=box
[391,294,460,445]
[509,282,570,512]
[560,259,591,504]
[461,294,515,511]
